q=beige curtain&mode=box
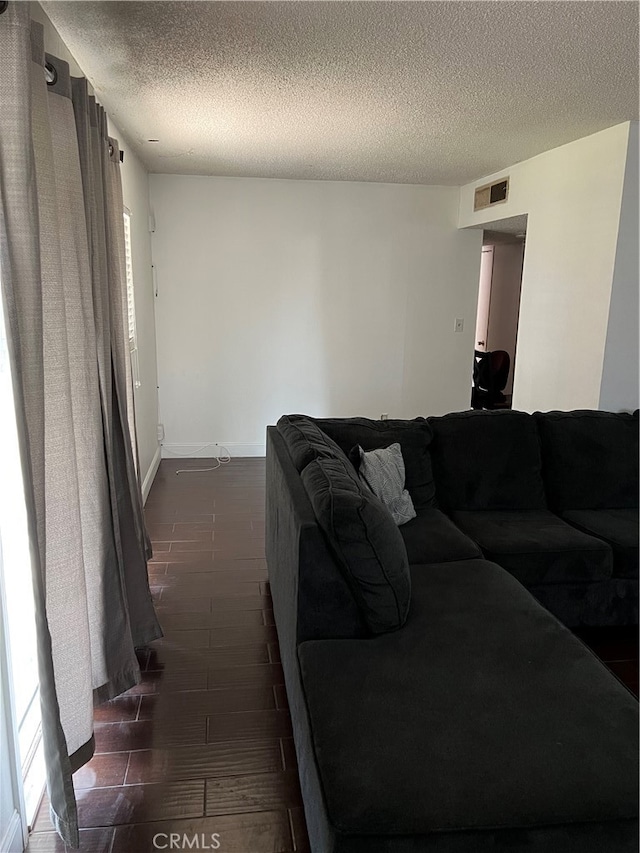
[0,6,161,846]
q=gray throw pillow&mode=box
[357,443,417,526]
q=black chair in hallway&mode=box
[471,349,511,409]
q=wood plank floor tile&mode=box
[213,546,267,560]
[211,558,268,571]
[157,574,264,594]
[72,752,130,790]
[26,828,115,852]
[280,739,299,772]
[150,550,215,563]
[125,740,285,785]
[154,596,213,614]
[208,625,278,648]
[205,770,302,816]
[173,521,216,535]
[169,539,218,552]
[263,609,275,626]
[94,717,207,752]
[207,664,284,690]
[74,780,205,826]
[209,595,272,611]
[123,667,210,696]
[213,516,259,530]
[268,643,282,664]
[273,684,289,710]
[139,686,276,719]
[289,807,311,852]
[153,629,211,649]
[112,811,293,852]
[146,522,175,538]
[207,710,293,743]
[145,644,271,670]
[146,512,215,524]
[92,696,140,723]
[159,610,266,630]
[213,529,265,543]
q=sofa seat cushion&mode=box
[561,509,638,580]
[313,416,436,509]
[535,410,639,511]
[449,510,612,586]
[301,455,411,634]
[399,508,481,564]
[428,410,547,511]
[276,414,345,471]
[298,559,639,836]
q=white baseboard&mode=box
[161,442,265,459]
[1,810,25,853]
[141,445,162,504]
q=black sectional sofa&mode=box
[265,409,639,853]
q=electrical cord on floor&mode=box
[162,443,232,474]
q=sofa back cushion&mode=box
[301,455,411,634]
[535,410,639,510]
[428,410,547,511]
[312,417,436,509]
[276,415,345,471]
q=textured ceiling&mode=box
[41,1,639,185]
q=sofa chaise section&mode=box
[299,560,639,852]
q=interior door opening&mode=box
[471,220,527,410]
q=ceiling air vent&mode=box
[474,177,509,212]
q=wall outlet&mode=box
[454,318,464,333]
[380,413,389,420]
[156,423,165,441]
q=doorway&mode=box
[471,223,526,409]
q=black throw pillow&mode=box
[276,415,346,472]
[301,455,411,634]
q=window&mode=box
[0,263,44,845]
[123,209,141,388]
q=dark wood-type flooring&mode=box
[28,458,638,852]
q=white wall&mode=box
[599,121,639,412]
[32,3,161,498]
[150,176,482,456]
[459,122,633,412]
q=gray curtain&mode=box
[0,6,161,847]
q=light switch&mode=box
[454,318,464,333]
